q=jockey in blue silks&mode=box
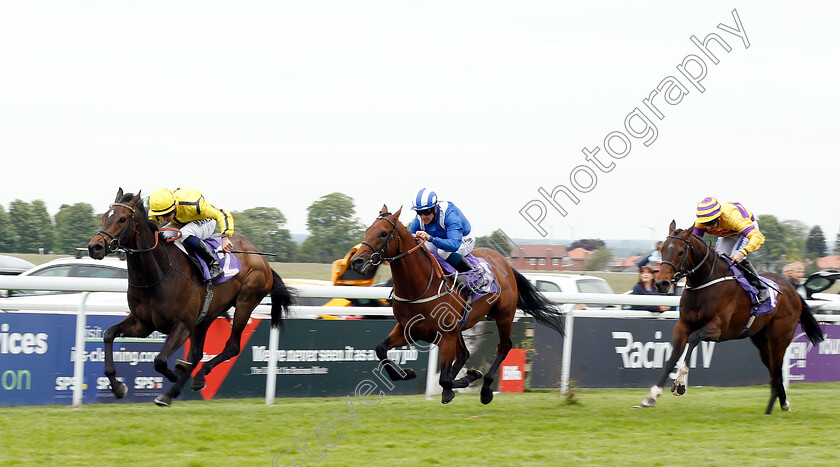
[408,189,485,287]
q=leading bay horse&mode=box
[87,188,293,406]
[350,206,564,404]
[640,221,824,414]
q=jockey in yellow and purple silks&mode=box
[691,197,768,305]
[409,188,488,291]
[148,187,234,282]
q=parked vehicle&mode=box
[0,253,127,296]
[0,255,36,276]
[521,272,616,312]
[0,254,129,313]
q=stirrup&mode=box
[208,263,223,281]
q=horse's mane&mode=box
[121,192,159,232]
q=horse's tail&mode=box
[513,269,565,336]
[798,295,824,345]
[270,270,295,329]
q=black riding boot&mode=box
[187,238,223,282]
[739,259,769,305]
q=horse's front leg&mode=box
[374,323,417,382]
[641,321,689,407]
[152,322,192,407]
[103,314,152,399]
[673,324,722,396]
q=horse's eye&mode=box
[678,250,684,256]
[118,217,127,224]
[379,231,388,238]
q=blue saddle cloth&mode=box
[723,258,778,316]
[428,249,501,300]
[196,237,241,284]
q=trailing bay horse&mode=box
[87,188,293,406]
[350,206,564,404]
[640,220,824,414]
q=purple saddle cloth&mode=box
[196,237,241,284]
[428,250,501,299]
[723,257,778,316]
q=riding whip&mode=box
[214,248,277,256]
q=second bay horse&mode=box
[350,206,564,404]
[640,221,824,414]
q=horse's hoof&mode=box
[190,379,206,392]
[441,389,455,404]
[154,394,172,407]
[176,359,194,373]
[672,384,686,396]
[480,387,494,405]
[638,397,657,407]
[466,369,483,383]
[782,402,791,412]
[402,368,417,380]
[113,382,128,399]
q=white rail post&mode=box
[425,344,439,400]
[72,292,90,409]
[560,312,574,395]
[265,324,280,405]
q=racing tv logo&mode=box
[612,331,715,375]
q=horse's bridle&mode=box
[94,202,159,255]
[93,202,190,288]
[358,213,437,303]
[359,214,424,268]
[660,233,713,284]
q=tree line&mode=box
[0,192,369,263]
[1,197,834,271]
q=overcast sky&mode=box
[1,2,838,247]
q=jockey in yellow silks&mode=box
[148,187,234,281]
[692,197,768,305]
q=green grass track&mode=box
[1,383,838,466]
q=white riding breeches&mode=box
[715,220,758,257]
[425,232,476,259]
[161,218,217,244]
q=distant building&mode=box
[612,255,642,272]
[817,255,840,269]
[510,244,592,271]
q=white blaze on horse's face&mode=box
[106,209,115,219]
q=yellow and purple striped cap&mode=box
[696,197,722,223]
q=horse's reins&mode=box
[358,214,444,303]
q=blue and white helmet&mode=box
[412,188,438,211]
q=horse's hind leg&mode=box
[152,322,192,407]
[103,315,152,399]
[450,333,482,389]
[752,325,792,414]
[187,324,210,391]
[157,321,210,406]
[480,319,513,405]
[196,307,249,382]
[438,333,458,404]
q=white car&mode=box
[521,272,616,312]
[0,255,130,314]
[0,255,36,276]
